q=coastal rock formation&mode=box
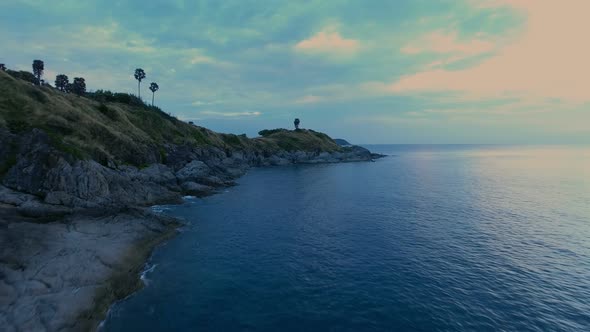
[0,128,381,211]
[0,69,385,331]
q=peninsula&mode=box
[0,69,382,331]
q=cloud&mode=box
[389,0,590,102]
[191,100,219,106]
[188,54,217,65]
[294,26,360,56]
[184,48,232,67]
[401,31,496,56]
[295,95,323,104]
[199,110,262,118]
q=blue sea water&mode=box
[102,145,590,331]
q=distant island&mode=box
[0,63,383,331]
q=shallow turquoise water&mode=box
[103,145,590,331]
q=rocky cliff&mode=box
[0,70,380,214]
[0,127,378,216]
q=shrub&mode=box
[6,70,38,85]
[222,134,242,146]
[97,104,118,120]
[87,90,147,107]
[258,128,288,137]
[27,88,48,103]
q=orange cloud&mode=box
[294,27,359,56]
[390,0,590,102]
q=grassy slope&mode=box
[0,71,342,166]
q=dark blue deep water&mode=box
[103,145,590,331]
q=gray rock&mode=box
[0,186,36,206]
[181,182,214,196]
[138,164,177,187]
[176,160,212,182]
[0,208,179,332]
[17,200,72,218]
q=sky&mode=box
[1,0,589,144]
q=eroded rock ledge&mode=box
[0,205,179,332]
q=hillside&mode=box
[0,69,378,210]
[0,70,342,168]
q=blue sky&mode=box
[1,0,589,143]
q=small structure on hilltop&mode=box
[294,118,300,130]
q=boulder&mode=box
[176,160,212,182]
[181,182,214,197]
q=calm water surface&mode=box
[103,145,590,331]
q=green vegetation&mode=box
[6,69,38,85]
[254,128,341,152]
[72,77,86,96]
[54,74,69,92]
[32,59,44,85]
[97,103,119,121]
[0,68,343,167]
[258,128,288,137]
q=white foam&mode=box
[151,205,171,213]
[140,264,157,285]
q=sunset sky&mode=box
[2,0,589,143]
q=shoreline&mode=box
[0,206,180,332]
[1,155,384,332]
[94,160,389,329]
[80,215,180,331]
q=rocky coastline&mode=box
[0,127,383,331]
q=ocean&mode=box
[102,145,590,331]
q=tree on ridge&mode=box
[72,77,86,96]
[32,60,44,85]
[149,82,159,106]
[134,68,146,99]
[294,118,300,130]
[55,74,69,92]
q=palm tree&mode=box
[32,60,44,85]
[134,68,146,99]
[149,82,159,106]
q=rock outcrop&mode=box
[0,128,382,212]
